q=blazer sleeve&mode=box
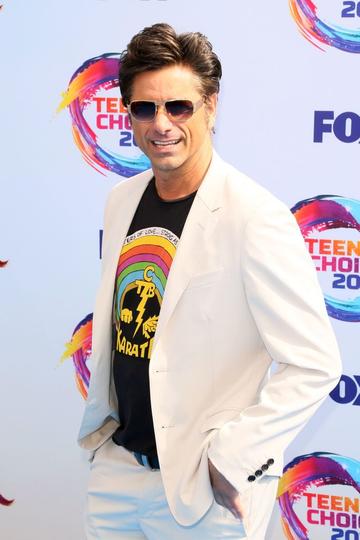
[207,196,342,495]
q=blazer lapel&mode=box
[152,152,226,354]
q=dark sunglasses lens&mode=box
[166,100,194,120]
[130,101,156,121]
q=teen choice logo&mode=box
[292,195,360,322]
[278,452,360,539]
[57,53,150,178]
[289,0,360,53]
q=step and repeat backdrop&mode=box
[1,1,359,539]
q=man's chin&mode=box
[150,156,183,173]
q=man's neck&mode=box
[153,147,213,201]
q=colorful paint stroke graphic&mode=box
[292,195,360,322]
[278,452,360,540]
[289,0,360,53]
[57,53,150,177]
[61,313,93,399]
[0,493,14,506]
[0,493,15,506]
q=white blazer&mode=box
[78,152,341,525]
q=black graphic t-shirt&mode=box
[112,178,196,457]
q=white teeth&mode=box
[152,140,180,146]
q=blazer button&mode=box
[255,469,263,477]
[267,458,274,466]
[261,464,269,471]
[247,475,256,482]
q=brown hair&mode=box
[119,23,222,105]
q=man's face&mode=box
[128,64,217,175]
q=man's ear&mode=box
[205,93,218,133]
[206,92,218,113]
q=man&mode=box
[79,23,341,539]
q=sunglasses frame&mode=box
[127,98,205,123]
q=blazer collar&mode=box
[196,150,225,213]
[108,149,225,250]
[120,148,225,210]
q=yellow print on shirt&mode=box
[116,265,159,357]
[114,228,178,361]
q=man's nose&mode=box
[152,105,173,133]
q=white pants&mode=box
[85,438,278,540]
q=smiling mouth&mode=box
[151,139,181,147]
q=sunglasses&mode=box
[128,98,204,123]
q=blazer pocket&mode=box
[187,268,223,290]
[200,408,241,433]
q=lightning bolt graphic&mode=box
[134,284,149,337]
[133,265,156,338]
